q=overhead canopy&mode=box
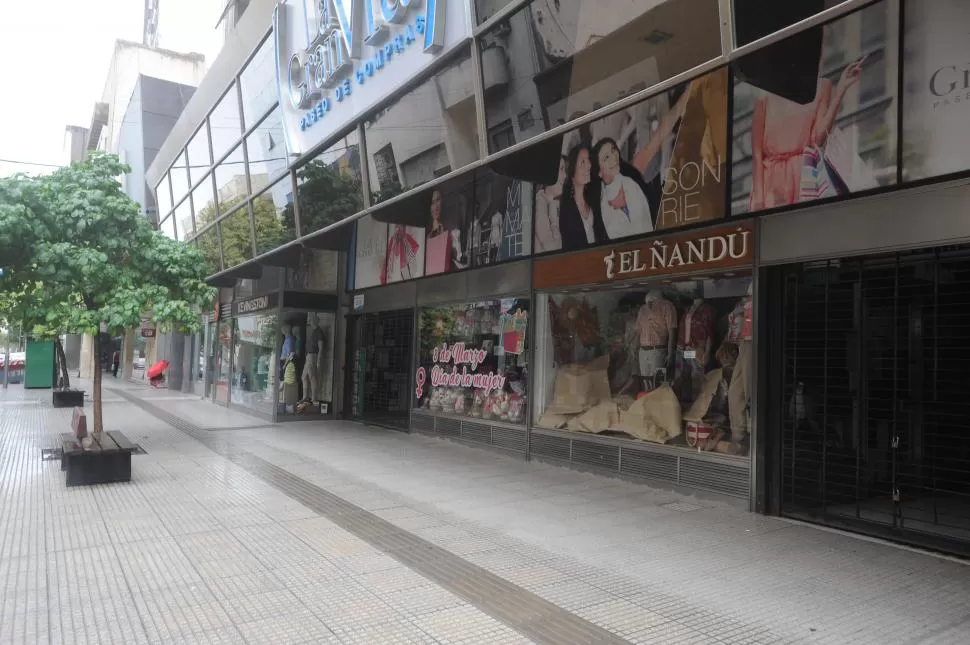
[370,170,477,228]
[302,216,356,251]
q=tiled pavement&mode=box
[1,381,969,645]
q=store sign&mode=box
[274,0,470,155]
[533,222,754,290]
[140,319,156,338]
[232,292,279,317]
[414,342,505,399]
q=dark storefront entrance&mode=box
[345,308,414,430]
[767,245,970,555]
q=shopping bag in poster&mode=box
[823,126,877,194]
[799,146,839,201]
[425,232,453,274]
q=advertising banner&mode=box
[901,0,970,181]
[274,0,472,156]
[533,67,729,254]
[730,0,898,215]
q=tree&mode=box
[194,194,291,270]
[0,154,215,437]
[292,158,364,235]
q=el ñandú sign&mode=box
[533,222,754,289]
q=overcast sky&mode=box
[0,0,224,178]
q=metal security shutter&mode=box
[778,247,970,555]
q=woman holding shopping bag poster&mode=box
[748,55,865,211]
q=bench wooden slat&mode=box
[107,431,138,452]
[96,433,120,451]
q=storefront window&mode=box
[479,0,720,154]
[210,83,243,163]
[231,313,278,415]
[364,48,478,202]
[415,299,530,424]
[297,130,363,236]
[254,178,297,257]
[534,276,752,454]
[156,174,172,221]
[239,35,277,128]
[220,205,254,269]
[278,311,336,417]
[187,124,211,185]
[214,144,248,214]
[247,109,291,193]
[214,320,232,405]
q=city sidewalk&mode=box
[1,381,969,645]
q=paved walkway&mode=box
[1,380,969,645]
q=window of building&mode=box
[156,174,173,222]
[479,0,720,153]
[231,312,277,416]
[489,120,515,152]
[364,48,479,202]
[415,299,530,424]
[220,204,254,269]
[174,196,193,241]
[372,144,400,198]
[733,0,848,47]
[296,130,363,236]
[253,177,297,257]
[186,125,211,186]
[239,35,277,128]
[159,213,177,241]
[210,83,243,163]
[214,144,249,215]
[534,276,752,455]
[192,176,218,231]
[196,224,222,275]
[246,108,290,194]
[171,152,190,203]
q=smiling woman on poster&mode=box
[592,137,654,240]
[558,144,608,250]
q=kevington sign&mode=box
[273,0,471,155]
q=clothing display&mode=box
[280,332,295,360]
[636,295,677,347]
[675,300,716,402]
[730,340,752,440]
[638,347,668,390]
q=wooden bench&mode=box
[60,430,138,487]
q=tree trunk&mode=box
[54,338,71,389]
[92,332,103,440]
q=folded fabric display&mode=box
[616,384,683,443]
[567,401,622,434]
[543,355,611,415]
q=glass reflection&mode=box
[156,174,172,221]
[171,152,190,202]
[197,225,222,275]
[174,197,193,241]
[187,125,211,185]
[247,109,291,194]
[478,0,720,153]
[214,144,249,214]
[734,0,847,47]
[192,177,218,231]
[297,131,363,235]
[240,36,277,127]
[364,48,478,202]
[210,84,243,163]
[220,205,255,269]
[159,214,177,240]
[254,178,297,256]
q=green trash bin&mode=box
[24,340,55,389]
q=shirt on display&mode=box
[636,298,677,347]
[310,326,325,352]
[280,334,294,359]
[678,302,715,350]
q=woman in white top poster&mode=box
[592,138,653,240]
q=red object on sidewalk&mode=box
[146,360,169,379]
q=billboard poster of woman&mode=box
[533,66,729,252]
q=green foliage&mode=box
[0,153,216,339]
[293,158,364,235]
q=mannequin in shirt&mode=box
[727,283,753,446]
[302,315,326,404]
[676,297,715,403]
[636,290,677,391]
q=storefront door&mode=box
[345,309,414,430]
[773,247,970,555]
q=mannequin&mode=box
[280,326,295,362]
[302,315,326,404]
[727,283,753,444]
[280,352,299,413]
[635,290,677,391]
[676,297,715,402]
